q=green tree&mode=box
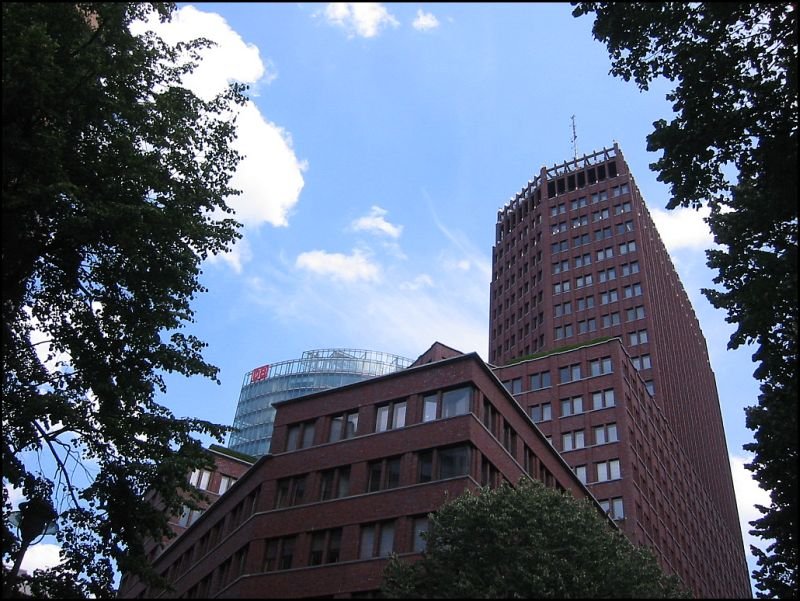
[381,479,689,599]
[2,2,246,597]
[571,3,798,597]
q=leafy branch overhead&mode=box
[3,2,247,597]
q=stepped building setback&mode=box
[118,143,751,599]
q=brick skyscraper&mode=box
[489,142,750,596]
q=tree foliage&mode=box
[381,479,689,599]
[2,2,246,597]
[571,3,798,597]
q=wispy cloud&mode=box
[295,249,381,282]
[650,206,714,252]
[131,6,307,272]
[319,3,399,38]
[350,206,403,239]
[412,9,440,31]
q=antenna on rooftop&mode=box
[571,115,578,160]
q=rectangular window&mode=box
[561,430,585,452]
[218,475,235,495]
[576,296,595,311]
[439,445,471,479]
[530,371,551,390]
[593,423,619,445]
[619,240,636,255]
[626,306,646,322]
[589,357,613,376]
[530,403,552,423]
[319,466,351,501]
[286,420,316,451]
[309,528,342,566]
[502,378,523,395]
[623,283,642,298]
[592,388,616,410]
[412,516,429,553]
[629,329,649,346]
[263,536,296,572]
[575,465,587,484]
[367,456,402,492]
[602,312,621,328]
[560,395,584,417]
[559,363,582,383]
[274,475,307,508]
[596,459,621,482]
[574,253,591,268]
[442,386,472,418]
[598,267,616,283]
[599,497,625,520]
[360,521,396,559]
[600,290,619,305]
[578,318,596,333]
[189,469,213,491]
[376,400,407,432]
[621,261,640,276]
[575,274,593,288]
[329,410,358,442]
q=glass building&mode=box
[228,348,413,457]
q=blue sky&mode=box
[13,2,769,590]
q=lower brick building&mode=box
[118,339,748,599]
[117,343,604,599]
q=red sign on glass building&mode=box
[250,364,270,383]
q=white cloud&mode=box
[399,274,434,290]
[412,9,440,31]
[650,206,714,252]
[320,3,399,38]
[350,206,403,239]
[295,249,381,282]
[131,6,306,271]
[730,454,772,552]
[19,544,63,574]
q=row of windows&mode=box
[548,183,630,216]
[530,388,616,423]
[551,217,635,239]
[274,445,474,509]
[554,307,645,340]
[552,262,640,294]
[552,234,637,257]
[284,386,473,452]
[560,422,619,451]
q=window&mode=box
[560,396,584,417]
[554,324,573,340]
[554,280,571,294]
[309,528,342,566]
[600,497,625,520]
[559,363,582,383]
[613,201,632,214]
[552,221,567,234]
[329,411,358,442]
[263,536,296,572]
[274,475,307,508]
[287,420,316,451]
[554,301,572,317]
[575,465,587,484]
[600,290,619,305]
[629,329,649,346]
[623,283,642,298]
[626,306,646,321]
[621,261,640,276]
[593,423,619,445]
[530,371,551,390]
[552,240,569,254]
[502,378,523,395]
[367,456,401,492]
[574,253,591,268]
[218,475,236,495]
[598,267,616,283]
[375,401,407,432]
[440,386,472,418]
[594,227,612,241]
[592,208,610,222]
[571,197,588,210]
[572,215,589,228]
[189,469,213,491]
[360,521,395,559]
[578,317,596,333]
[552,259,570,274]
[632,354,652,370]
[592,388,616,410]
[575,274,593,288]
[562,430,585,452]
[596,246,614,261]
[177,506,203,527]
[530,403,552,423]
[319,466,351,501]
[573,233,591,247]
[550,203,566,216]
[619,240,636,255]
[596,459,621,482]
[601,312,620,328]
[418,445,471,483]
[576,296,595,311]
[645,380,655,396]
[589,357,613,376]
[412,516,429,553]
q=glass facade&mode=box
[228,349,412,457]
